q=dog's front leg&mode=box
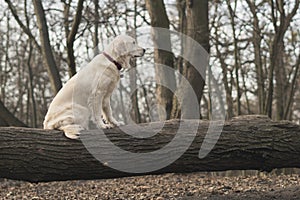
[102,97,120,127]
[91,94,109,129]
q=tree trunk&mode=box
[265,0,299,119]
[284,53,300,119]
[1,115,300,183]
[246,0,265,114]
[215,37,234,119]
[274,39,286,120]
[26,41,37,128]
[145,0,176,120]
[226,0,241,115]
[93,0,100,56]
[63,0,84,77]
[273,0,299,120]
[174,0,209,119]
[211,2,233,119]
[129,66,141,123]
[170,0,186,119]
[128,0,141,123]
[32,0,62,94]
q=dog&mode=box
[43,35,145,139]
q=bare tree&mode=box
[32,0,62,94]
[128,0,142,123]
[226,0,242,115]
[173,0,209,119]
[4,0,41,51]
[92,0,100,56]
[246,0,266,114]
[145,0,176,120]
[24,0,37,127]
[265,0,299,119]
[62,0,84,77]
[284,51,300,119]
[211,3,234,119]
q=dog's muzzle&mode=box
[134,48,146,57]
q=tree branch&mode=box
[67,0,84,44]
[4,0,41,51]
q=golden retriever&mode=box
[43,35,145,139]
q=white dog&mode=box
[43,35,145,139]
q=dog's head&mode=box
[109,35,145,69]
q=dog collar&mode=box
[102,52,123,71]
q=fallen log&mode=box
[0,115,300,182]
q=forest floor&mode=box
[0,172,300,199]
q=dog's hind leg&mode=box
[57,115,84,139]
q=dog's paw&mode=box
[101,123,115,129]
[114,122,123,127]
[65,131,80,139]
[111,119,122,127]
[101,115,108,124]
[102,118,108,124]
[61,125,84,139]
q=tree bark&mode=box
[1,115,300,183]
[32,0,62,94]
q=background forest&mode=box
[0,0,299,128]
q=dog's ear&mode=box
[126,30,136,39]
[113,39,127,57]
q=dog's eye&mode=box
[133,41,136,44]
